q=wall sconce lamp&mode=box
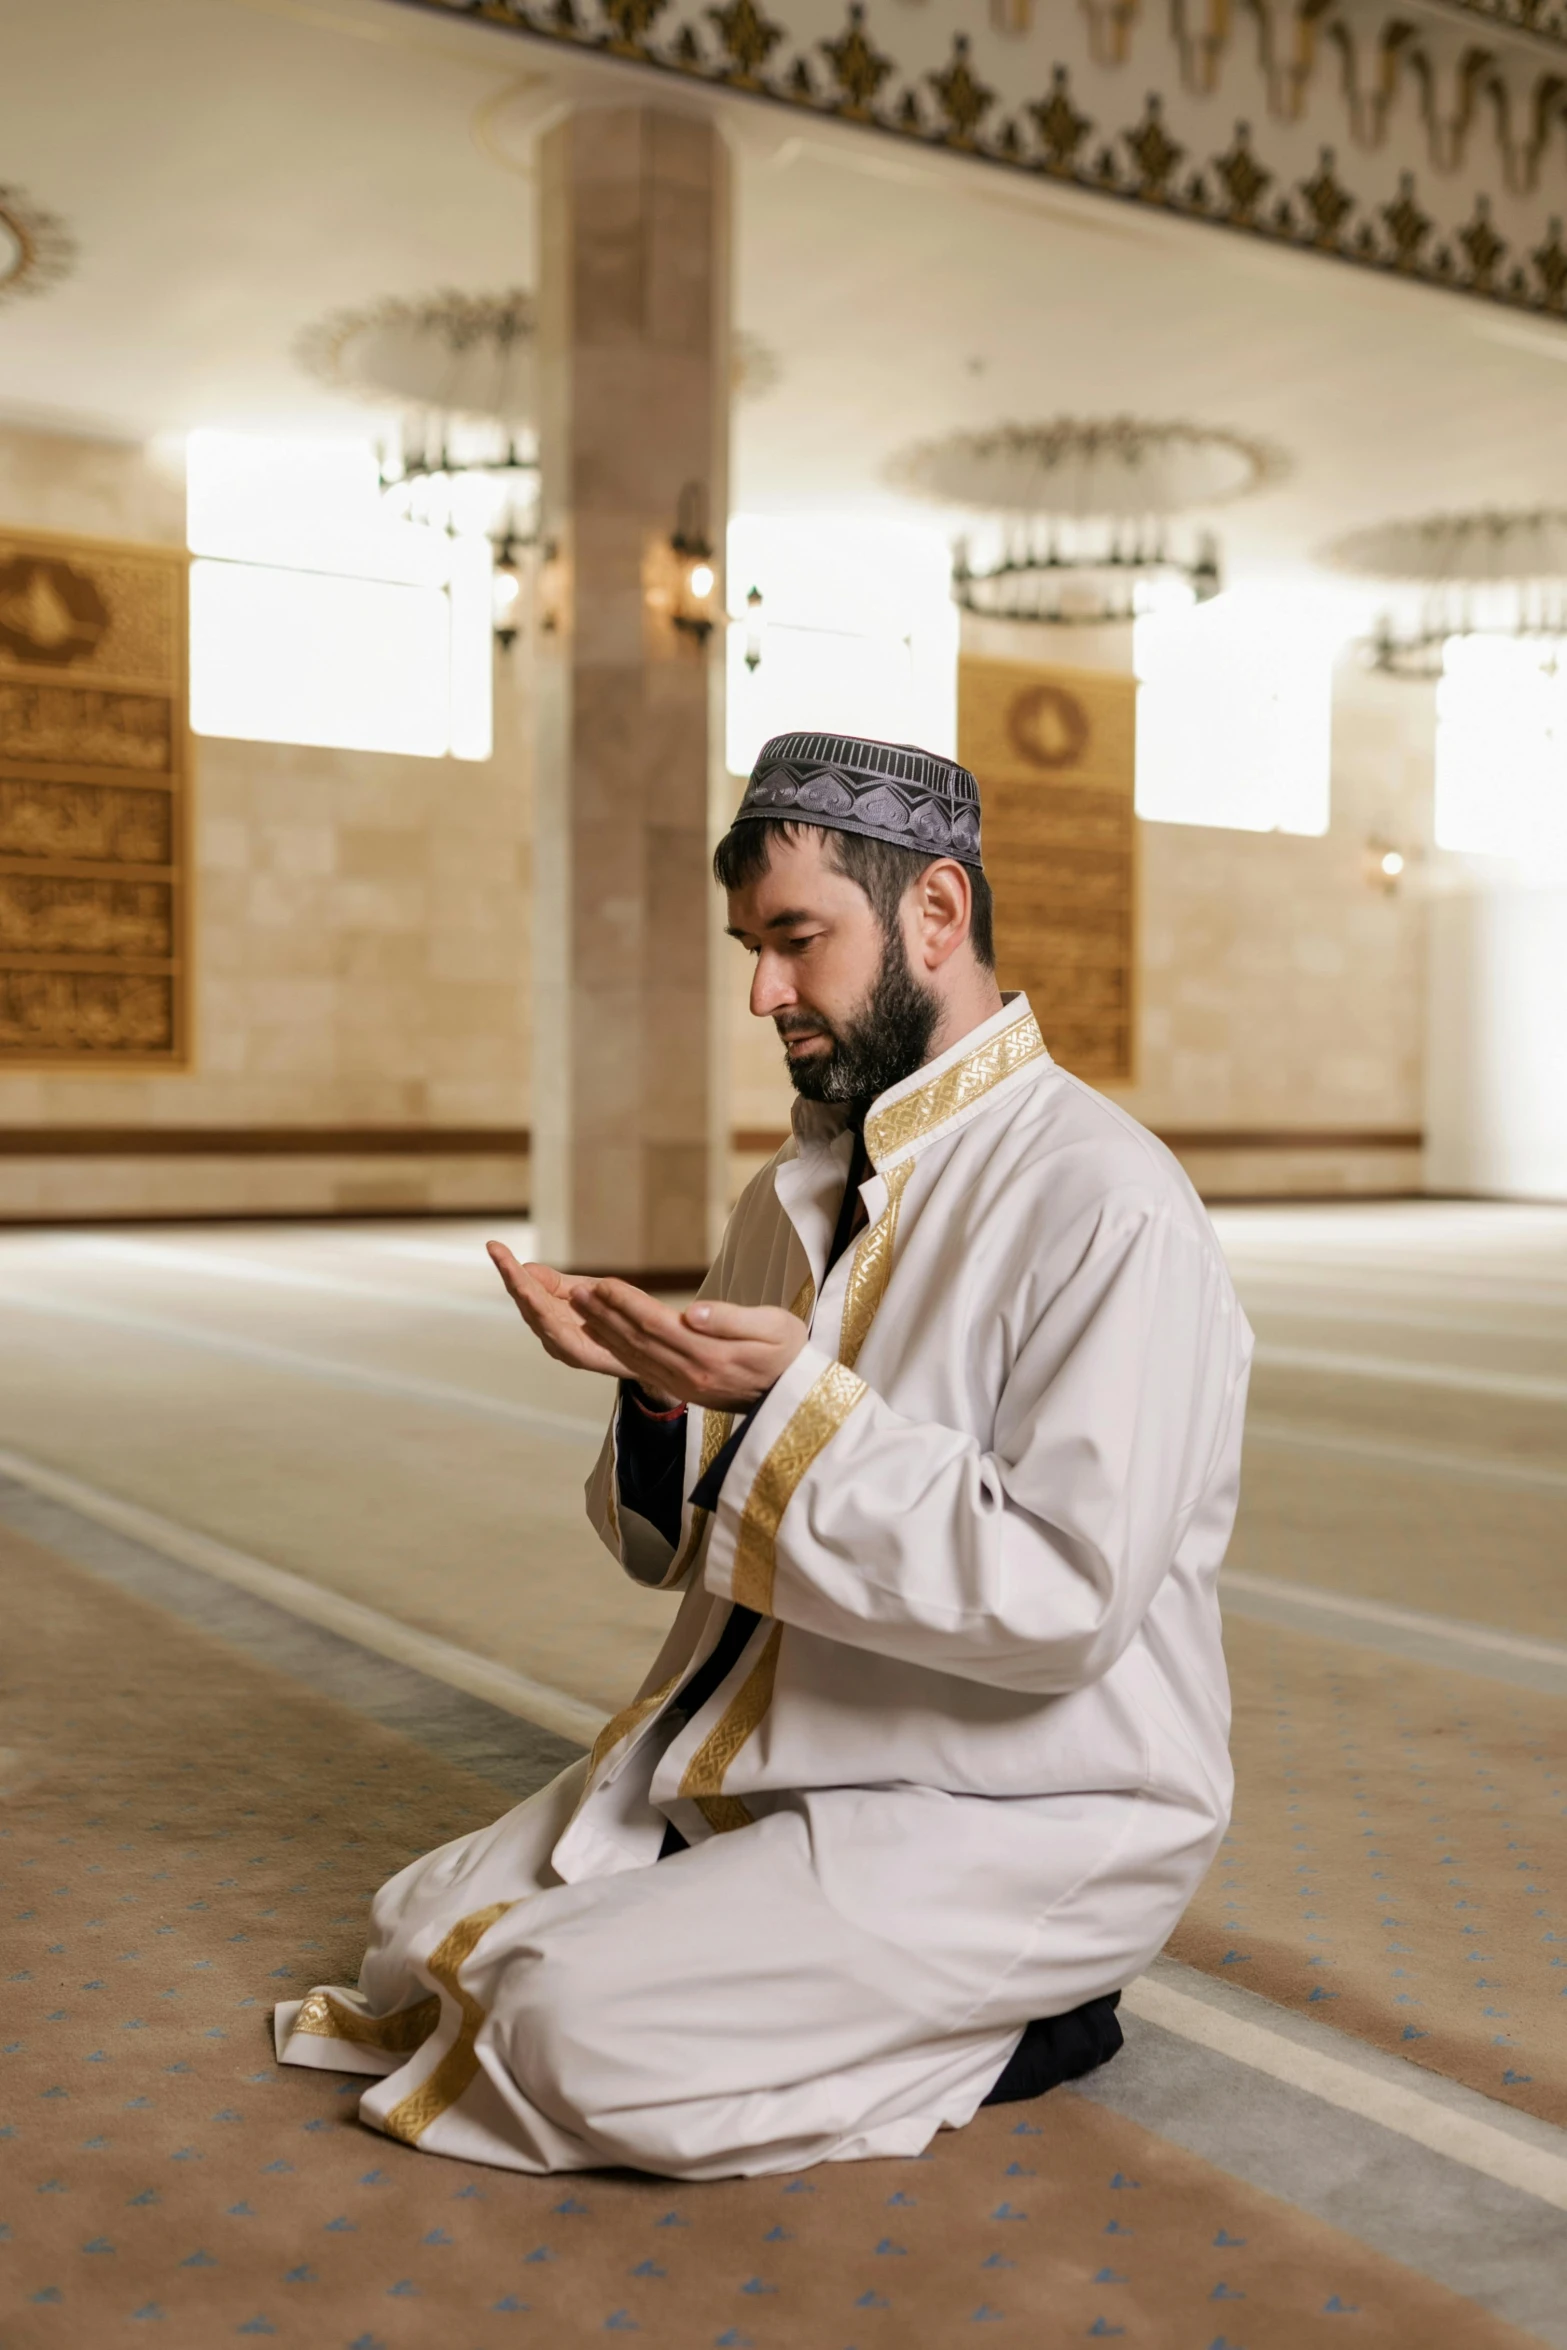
[536,539,565,637]
[493,533,525,652]
[743,584,764,672]
[1366,837,1407,895]
[671,482,718,644]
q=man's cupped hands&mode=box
[487,1244,807,1409]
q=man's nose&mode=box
[750,956,796,1019]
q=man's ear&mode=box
[913,859,972,971]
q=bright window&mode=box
[1133,591,1336,835]
[1435,634,1567,867]
[186,430,492,760]
[725,516,957,778]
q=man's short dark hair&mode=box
[712,818,996,972]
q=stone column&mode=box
[533,107,730,1277]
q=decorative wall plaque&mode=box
[0,530,189,1066]
[959,652,1136,1085]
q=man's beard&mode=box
[779,929,941,1104]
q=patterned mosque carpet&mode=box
[1170,1619,1567,2128]
[0,1528,1544,2350]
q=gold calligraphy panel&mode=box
[0,529,188,1064]
[959,654,1137,1085]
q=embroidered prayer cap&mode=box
[734,732,984,870]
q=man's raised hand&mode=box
[486,1246,634,1380]
[573,1280,807,1410]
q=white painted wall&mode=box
[1426,885,1567,1199]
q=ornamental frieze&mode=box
[395,0,1567,316]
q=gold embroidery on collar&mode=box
[378,1901,513,2146]
[837,1159,914,1371]
[678,1621,782,1815]
[787,1272,815,1322]
[729,1363,867,1614]
[864,1011,1045,1168]
[291,1988,440,2054]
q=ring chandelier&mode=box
[0,182,75,309]
[1328,510,1567,677]
[893,419,1284,625]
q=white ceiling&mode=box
[6,0,1567,583]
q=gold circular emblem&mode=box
[1007,683,1090,770]
[0,556,109,669]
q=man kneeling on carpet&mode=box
[276,733,1252,2179]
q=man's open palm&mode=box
[487,1247,632,1380]
[488,1245,807,1408]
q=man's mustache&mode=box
[774,1013,837,1042]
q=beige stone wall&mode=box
[0,423,533,1220]
[0,421,186,546]
[1,422,1433,1217]
[1106,658,1431,1196]
[722,655,1434,1202]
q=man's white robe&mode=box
[276,995,1252,2178]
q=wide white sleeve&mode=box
[584,1410,688,1586]
[701,1205,1247,1694]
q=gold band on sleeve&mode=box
[729,1361,867,1615]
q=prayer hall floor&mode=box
[1,1202,1564,2343]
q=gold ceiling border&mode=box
[1072,0,1567,189]
[0,185,77,310]
[385,0,1567,320]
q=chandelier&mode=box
[893,418,1282,626]
[952,519,1220,625]
[299,289,541,645]
[1328,511,1567,679]
[0,182,75,309]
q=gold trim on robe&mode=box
[379,1902,514,2146]
[864,1010,1046,1167]
[837,1158,914,1371]
[660,1406,735,1587]
[585,1670,683,1783]
[729,1362,868,1614]
[679,1622,783,1831]
[290,1988,441,2054]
